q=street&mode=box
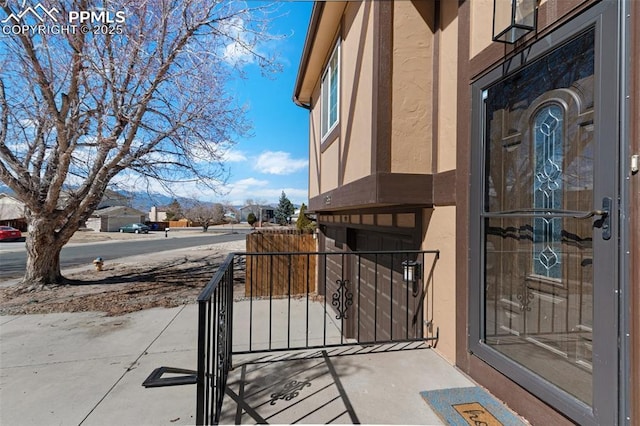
[0,230,249,280]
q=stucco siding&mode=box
[437,0,458,173]
[391,1,434,175]
[470,0,493,60]
[423,205,456,364]
[321,141,340,194]
[340,1,373,185]
[309,84,321,198]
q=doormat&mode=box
[420,386,527,426]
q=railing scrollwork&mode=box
[331,279,353,319]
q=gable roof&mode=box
[0,193,25,221]
[92,206,146,217]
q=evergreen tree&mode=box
[274,191,295,226]
[296,203,314,232]
[247,212,258,228]
[165,199,183,221]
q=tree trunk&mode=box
[22,217,73,287]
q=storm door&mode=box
[470,3,619,425]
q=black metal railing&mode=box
[195,253,235,426]
[234,250,440,354]
[144,249,440,425]
[142,253,235,425]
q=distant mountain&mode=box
[0,184,199,213]
[126,192,179,212]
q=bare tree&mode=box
[183,202,224,232]
[244,197,267,222]
[221,200,239,223]
[0,0,281,287]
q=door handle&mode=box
[482,208,608,219]
[600,197,612,240]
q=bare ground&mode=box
[0,234,245,317]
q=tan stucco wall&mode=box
[470,0,493,59]
[309,100,321,199]
[308,2,374,194]
[437,0,458,172]
[321,141,340,193]
[423,205,457,364]
[391,1,434,174]
[340,1,373,185]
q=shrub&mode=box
[247,212,257,227]
[296,203,316,233]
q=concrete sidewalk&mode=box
[1,306,199,426]
[0,300,485,426]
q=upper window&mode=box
[321,40,340,139]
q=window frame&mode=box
[321,39,340,141]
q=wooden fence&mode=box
[245,231,317,297]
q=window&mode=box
[321,40,340,138]
[532,104,564,279]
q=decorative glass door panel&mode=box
[483,29,596,404]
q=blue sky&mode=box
[0,1,312,208]
[214,1,312,207]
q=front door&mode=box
[470,2,619,425]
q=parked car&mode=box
[118,223,150,234]
[0,226,23,242]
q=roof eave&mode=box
[292,2,325,109]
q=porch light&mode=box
[402,260,421,283]
[493,0,537,44]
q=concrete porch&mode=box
[1,302,483,425]
[220,344,475,425]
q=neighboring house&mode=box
[239,205,275,223]
[293,2,639,425]
[149,206,168,222]
[0,193,27,230]
[86,206,147,232]
[0,190,132,232]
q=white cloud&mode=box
[254,151,308,175]
[217,178,307,206]
[220,17,257,66]
[223,41,255,66]
[109,175,308,207]
[221,149,247,163]
[230,177,269,189]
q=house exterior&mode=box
[149,206,168,222]
[0,193,27,230]
[293,1,638,425]
[1,190,133,232]
[239,205,275,223]
[86,206,147,232]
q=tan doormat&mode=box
[420,386,527,426]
